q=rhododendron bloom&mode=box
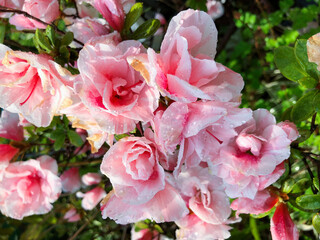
[67,17,110,46]
[101,183,188,224]
[307,32,320,71]
[0,0,24,18]
[231,189,279,216]
[64,208,81,222]
[0,44,72,127]
[271,203,299,240]
[93,0,125,31]
[9,0,60,30]
[0,155,61,220]
[76,34,159,134]
[82,172,102,186]
[100,137,166,204]
[131,9,243,103]
[206,0,224,20]
[60,167,81,193]
[81,186,106,210]
[176,167,231,224]
[176,214,232,240]
[215,109,298,199]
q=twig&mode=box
[0,5,84,46]
[68,211,99,240]
[302,157,317,194]
[311,113,318,133]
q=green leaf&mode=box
[46,25,56,46]
[314,177,320,191]
[298,77,318,88]
[296,194,320,210]
[313,213,320,233]
[124,3,143,32]
[59,45,70,62]
[67,130,84,147]
[154,224,164,234]
[282,178,295,193]
[295,39,320,83]
[134,222,149,232]
[279,0,294,11]
[61,31,74,46]
[186,0,207,11]
[281,106,293,121]
[291,178,311,193]
[114,134,129,141]
[291,90,317,123]
[274,46,307,82]
[131,19,160,40]
[34,29,53,53]
[50,129,66,150]
[0,23,6,44]
[313,92,320,113]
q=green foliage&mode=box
[124,3,144,32]
[296,195,320,210]
[131,19,161,40]
[186,0,207,11]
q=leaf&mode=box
[281,106,293,121]
[313,92,320,113]
[50,129,66,151]
[295,39,320,82]
[291,90,317,123]
[45,25,56,46]
[279,0,294,11]
[291,178,311,193]
[131,19,160,40]
[124,2,143,32]
[313,214,320,233]
[274,46,307,81]
[296,194,320,210]
[34,29,53,53]
[61,31,73,46]
[0,23,6,44]
[282,178,295,193]
[186,0,207,11]
[67,130,84,147]
[59,45,70,62]
[313,177,320,191]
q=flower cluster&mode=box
[0,0,299,239]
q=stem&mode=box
[311,113,318,133]
[0,5,84,46]
[302,157,317,194]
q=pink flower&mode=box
[215,109,298,199]
[93,0,125,32]
[82,172,102,186]
[76,34,159,134]
[60,167,81,193]
[231,189,279,216]
[176,167,231,225]
[0,155,61,220]
[0,110,24,141]
[81,186,106,210]
[0,0,24,18]
[206,0,224,20]
[100,183,188,224]
[64,208,81,222]
[271,203,299,240]
[131,9,243,103]
[100,137,166,204]
[175,214,232,240]
[0,44,72,127]
[131,228,170,240]
[9,0,60,30]
[67,17,110,46]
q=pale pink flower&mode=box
[0,44,72,127]
[215,109,298,199]
[0,110,24,141]
[64,208,81,222]
[231,189,279,216]
[100,137,166,204]
[81,186,106,210]
[82,172,102,186]
[176,214,232,240]
[271,203,299,240]
[131,9,243,103]
[76,0,100,18]
[0,155,61,220]
[9,0,60,30]
[176,167,231,225]
[60,167,81,193]
[0,0,24,18]
[101,183,188,224]
[93,0,125,32]
[67,17,110,46]
[206,0,224,20]
[76,34,159,134]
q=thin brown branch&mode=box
[0,5,84,46]
[68,211,99,240]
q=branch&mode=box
[0,5,84,46]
